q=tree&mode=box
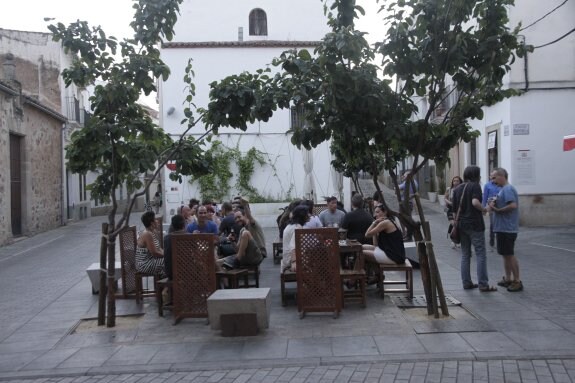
[201,0,529,316]
[49,0,212,327]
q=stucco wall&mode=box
[520,194,575,227]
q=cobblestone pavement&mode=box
[2,359,575,383]
[1,190,575,382]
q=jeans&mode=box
[460,228,489,288]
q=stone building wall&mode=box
[0,82,64,245]
[22,105,63,233]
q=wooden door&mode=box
[9,134,22,236]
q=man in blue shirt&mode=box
[488,168,522,292]
[483,177,501,248]
[186,205,218,235]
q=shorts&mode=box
[496,232,517,256]
[374,247,398,265]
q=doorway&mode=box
[10,134,23,236]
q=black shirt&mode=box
[341,208,374,244]
[452,182,485,232]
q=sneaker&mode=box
[450,242,456,249]
[507,281,523,292]
[497,277,511,287]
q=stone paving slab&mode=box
[0,196,574,381]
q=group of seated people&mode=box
[135,196,266,282]
[135,193,407,292]
[280,194,406,276]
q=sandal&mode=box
[463,283,478,290]
[479,285,497,292]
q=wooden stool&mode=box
[216,269,249,289]
[245,264,260,288]
[155,277,173,317]
[273,241,283,264]
[377,259,413,299]
[341,269,366,307]
[280,269,297,306]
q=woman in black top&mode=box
[362,205,406,265]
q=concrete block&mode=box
[220,313,258,336]
[86,262,121,294]
[207,288,271,331]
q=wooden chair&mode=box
[340,247,367,308]
[153,215,163,248]
[376,259,413,299]
[280,269,297,306]
[295,228,342,318]
[171,233,217,324]
[312,204,328,216]
[118,226,158,303]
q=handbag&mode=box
[450,184,468,244]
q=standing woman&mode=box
[362,205,406,266]
[136,211,166,279]
[445,176,463,248]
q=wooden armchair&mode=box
[171,234,217,324]
[118,225,159,303]
[295,227,342,318]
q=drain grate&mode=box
[391,294,461,308]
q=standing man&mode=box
[319,196,345,227]
[341,194,374,244]
[489,168,522,292]
[482,175,501,249]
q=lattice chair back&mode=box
[312,204,328,216]
[295,227,342,318]
[171,233,217,323]
[119,225,138,298]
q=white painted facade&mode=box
[159,0,351,222]
[462,1,575,225]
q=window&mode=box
[290,104,305,130]
[249,8,267,36]
[470,138,477,165]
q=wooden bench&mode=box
[376,259,413,299]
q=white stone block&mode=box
[86,262,122,294]
[207,288,271,330]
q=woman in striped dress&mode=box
[136,211,166,278]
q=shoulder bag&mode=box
[450,183,468,245]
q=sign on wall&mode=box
[513,124,530,135]
[513,149,535,185]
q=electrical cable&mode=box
[519,0,569,32]
[534,27,575,49]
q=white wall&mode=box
[508,0,575,87]
[174,0,330,42]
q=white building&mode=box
[159,0,349,222]
[457,0,575,226]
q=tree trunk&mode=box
[106,225,117,327]
[97,223,108,326]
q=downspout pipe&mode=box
[519,35,529,91]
